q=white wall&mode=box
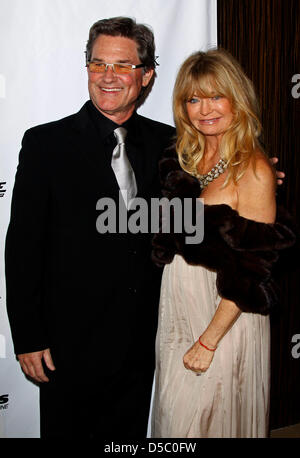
[0,0,217,438]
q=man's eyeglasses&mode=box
[87,62,145,75]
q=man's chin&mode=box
[90,100,136,123]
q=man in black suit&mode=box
[5,17,174,438]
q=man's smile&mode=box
[100,87,123,92]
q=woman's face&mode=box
[186,94,234,139]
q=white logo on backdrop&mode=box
[0,335,6,359]
[0,75,5,99]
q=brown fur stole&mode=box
[152,151,296,315]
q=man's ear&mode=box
[142,68,154,87]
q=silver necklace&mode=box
[195,158,228,189]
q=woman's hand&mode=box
[183,339,215,374]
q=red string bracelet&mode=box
[199,338,217,352]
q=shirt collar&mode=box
[87,100,138,141]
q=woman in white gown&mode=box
[151,49,294,438]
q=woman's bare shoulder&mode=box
[237,150,276,222]
[241,150,276,189]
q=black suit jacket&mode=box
[5,101,175,379]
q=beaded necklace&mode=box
[195,158,228,189]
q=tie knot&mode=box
[114,127,127,144]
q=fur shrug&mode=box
[152,149,296,315]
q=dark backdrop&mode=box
[217,0,300,430]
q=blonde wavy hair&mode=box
[173,48,263,185]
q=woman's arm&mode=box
[183,298,241,373]
[183,153,276,374]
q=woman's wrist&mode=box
[198,337,217,352]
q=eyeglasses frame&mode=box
[86,61,146,74]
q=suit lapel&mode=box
[125,113,157,198]
[70,102,120,197]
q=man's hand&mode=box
[17,348,55,383]
[270,157,285,185]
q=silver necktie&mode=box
[111,127,137,210]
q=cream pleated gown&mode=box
[151,254,270,438]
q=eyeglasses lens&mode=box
[89,63,132,74]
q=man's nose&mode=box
[199,98,213,115]
[102,65,117,81]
